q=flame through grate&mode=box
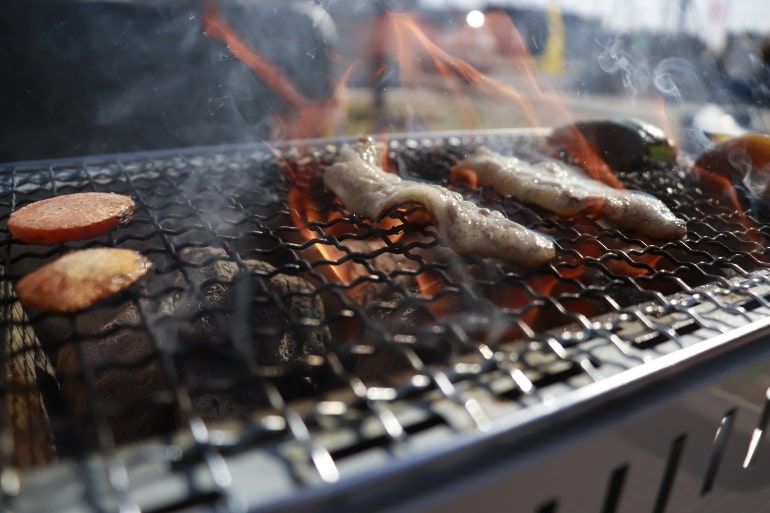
[3,131,770,510]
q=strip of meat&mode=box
[453,147,687,239]
[323,138,555,266]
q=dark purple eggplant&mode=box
[550,119,678,173]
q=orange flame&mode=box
[286,187,349,284]
[202,2,350,139]
[547,125,626,188]
[415,269,456,318]
[691,163,761,245]
[202,4,724,343]
[276,148,360,286]
[485,241,663,337]
[389,11,539,127]
[386,10,626,188]
[280,144,419,305]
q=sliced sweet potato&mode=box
[694,133,770,195]
[15,248,151,313]
[8,192,135,244]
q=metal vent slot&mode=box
[743,387,770,469]
[631,318,699,350]
[535,499,558,513]
[653,434,687,513]
[495,361,585,401]
[329,415,447,461]
[701,408,736,495]
[740,298,764,312]
[600,464,628,513]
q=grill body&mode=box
[2,131,770,512]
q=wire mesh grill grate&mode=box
[3,132,770,511]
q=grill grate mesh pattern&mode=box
[2,132,770,511]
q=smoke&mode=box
[0,1,337,161]
[596,36,718,151]
[596,38,709,103]
[596,39,653,95]
[652,57,708,105]
[653,57,713,149]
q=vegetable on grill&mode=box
[694,133,770,197]
[550,119,678,173]
[8,192,135,244]
[15,248,151,313]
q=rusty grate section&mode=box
[2,132,770,511]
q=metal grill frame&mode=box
[2,130,770,513]
[10,271,770,513]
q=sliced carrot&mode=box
[15,248,151,313]
[8,192,135,244]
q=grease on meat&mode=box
[454,147,686,239]
[323,138,555,266]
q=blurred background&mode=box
[327,0,770,152]
[1,0,768,161]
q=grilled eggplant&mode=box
[550,119,678,173]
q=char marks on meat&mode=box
[323,138,556,267]
[454,147,687,239]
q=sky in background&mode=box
[422,0,770,46]
[516,0,769,32]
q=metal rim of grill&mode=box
[3,129,770,512]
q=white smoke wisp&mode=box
[653,57,707,105]
[596,38,717,151]
[653,57,711,150]
[596,38,653,97]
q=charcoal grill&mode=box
[3,130,770,513]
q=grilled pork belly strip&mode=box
[454,147,687,239]
[323,138,556,266]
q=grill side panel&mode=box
[353,333,770,513]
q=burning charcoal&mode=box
[56,301,176,447]
[176,247,329,420]
[693,133,770,215]
[53,247,330,446]
[353,297,462,384]
[550,119,678,174]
